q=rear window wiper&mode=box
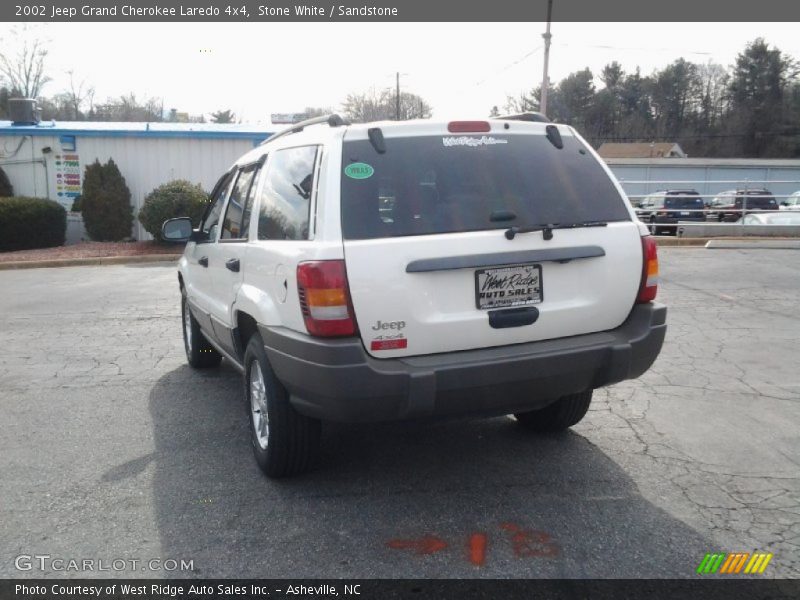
[505,221,607,241]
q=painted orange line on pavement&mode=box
[720,554,736,573]
[733,553,750,573]
[468,533,488,567]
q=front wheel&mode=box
[182,293,222,368]
[244,334,320,478]
[514,390,593,432]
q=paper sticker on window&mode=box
[344,162,374,179]
[442,136,509,148]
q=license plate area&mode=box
[475,264,542,310]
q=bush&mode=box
[0,166,13,197]
[0,197,66,252]
[81,159,134,241]
[70,194,82,212]
[138,180,208,241]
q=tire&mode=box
[244,334,321,478]
[181,292,222,369]
[514,390,593,432]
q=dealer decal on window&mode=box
[442,136,509,148]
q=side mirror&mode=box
[161,217,193,243]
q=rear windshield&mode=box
[340,133,630,240]
[735,195,777,208]
[665,196,704,208]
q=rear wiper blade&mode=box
[505,224,556,240]
[504,221,607,241]
[552,221,608,230]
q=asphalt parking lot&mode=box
[1,248,798,579]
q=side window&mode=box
[239,165,262,240]
[257,145,318,241]
[221,164,260,240]
[202,172,235,241]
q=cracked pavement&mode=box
[0,248,798,578]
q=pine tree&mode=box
[81,158,134,241]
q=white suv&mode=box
[162,114,666,478]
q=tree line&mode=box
[498,38,800,158]
[1,28,797,157]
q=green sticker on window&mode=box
[344,162,374,179]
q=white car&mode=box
[739,212,800,225]
[162,115,666,477]
[780,191,800,210]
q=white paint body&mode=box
[178,118,647,361]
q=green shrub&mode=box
[81,159,134,241]
[0,197,66,252]
[0,166,12,197]
[70,194,82,212]
[138,180,208,241]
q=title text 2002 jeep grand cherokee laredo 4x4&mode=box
[162,114,666,478]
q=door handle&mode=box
[198,256,208,268]
[225,258,240,272]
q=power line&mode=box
[455,46,543,94]
[555,42,713,56]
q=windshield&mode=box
[340,133,630,240]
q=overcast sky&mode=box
[3,22,799,123]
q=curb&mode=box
[654,237,708,246]
[0,254,181,271]
[706,239,800,250]
[655,236,800,247]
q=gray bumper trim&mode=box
[259,303,666,423]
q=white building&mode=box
[0,120,273,239]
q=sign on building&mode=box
[271,113,308,124]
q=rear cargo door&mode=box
[340,125,643,358]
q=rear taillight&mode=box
[297,260,357,337]
[447,121,490,133]
[636,236,659,303]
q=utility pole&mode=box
[540,0,554,117]
[396,71,401,120]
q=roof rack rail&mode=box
[496,112,550,123]
[260,114,349,146]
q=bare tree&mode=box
[303,106,334,118]
[342,87,432,123]
[63,71,94,120]
[0,28,51,98]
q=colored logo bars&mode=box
[696,552,773,574]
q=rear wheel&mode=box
[182,293,222,368]
[514,390,593,432]
[244,334,320,478]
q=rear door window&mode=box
[341,133,630,240]
[257,146,318,241]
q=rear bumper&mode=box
[259,303,666,423]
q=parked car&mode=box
[706,189,778,222]
[635,190,705,234]
[161,114,666,477]
[738,212,800,225]
[780,191,800,211]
